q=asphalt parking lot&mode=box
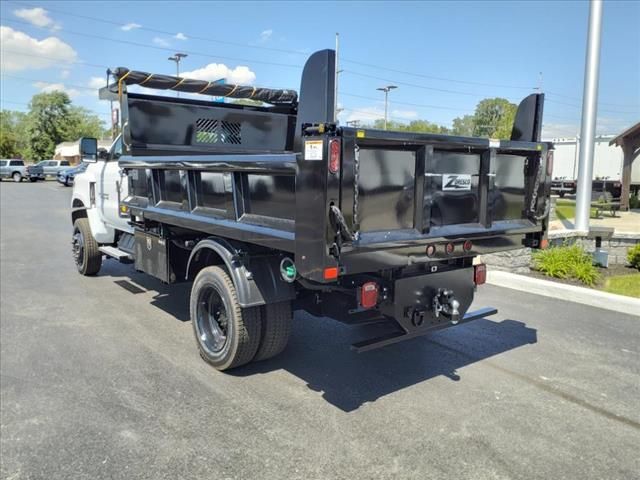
[1,181,639,480]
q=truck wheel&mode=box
[191,266,262,371]
[559,191,565,198]
[253,301,292,362]
[30,178,38,183]
[12,172,22,183]
[72,218,102,276]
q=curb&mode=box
[486,271,640,317]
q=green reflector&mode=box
[285,265,296,278]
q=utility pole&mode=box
[376,85,397,130]
[168,53,188,98]
[575,0,603,233]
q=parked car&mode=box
[57,162,88,186]
[0,159,29,182]
[26,163,44,182]
[33,160,72,179]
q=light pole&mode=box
[376,85,397,130]
[168,53,188,97]
[575,0,603,233]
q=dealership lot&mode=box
[1,182,639,480]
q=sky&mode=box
[1,0,639,139]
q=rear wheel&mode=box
[254,301,292,362]
[72,218,102,276]
[12,172,22,183]
[191,266,262,371]
[30,178,37,183]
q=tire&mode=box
[30,178,38,183]
[253,301,292,362]
[191,266,262,371]
[72,218,102,276]
[559,192,565,198]
[12,172,22,183]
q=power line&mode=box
[3,18,304,70]
[7,1,638,110]
[7,0,310,57]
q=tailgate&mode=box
[339,129,551,247]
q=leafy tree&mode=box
[66,106,107,140]
[27,91,73,160]
[472,97,517,139]
[371,118,449,134]
[0,110,29,158]
[450,115,475,137]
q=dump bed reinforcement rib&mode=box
[351,307,498,353]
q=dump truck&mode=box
[70,49,553,370]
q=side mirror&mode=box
[80,137,98,163]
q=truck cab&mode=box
[71,135,132,244]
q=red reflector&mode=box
[329,139,340,174]
[323,266,339,280]
[360,281,379,309]
[426,244,436,257]
[546,150,554,177]
[463,240,473,251]
[474,264,487,285]
[446,243,455,255]
[540,238,549,249]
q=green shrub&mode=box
[628,243,640,270]
[629,195,640,210]
[533,244,599,286]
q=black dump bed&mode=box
[109,49,552,284]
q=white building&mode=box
[54,139,112,164]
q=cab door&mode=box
[97,136,132,234]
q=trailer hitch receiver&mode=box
[433,288,461,324]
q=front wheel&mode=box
[72,218,102,276]
[30,178,38,183]
[12,172,22,183]
[191,266,262,371]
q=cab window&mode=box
[61,161,70,166]
[109,137,123,161]
[10,160,24,166]
[0,161,7,167]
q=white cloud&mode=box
[391,109,419,120]
[121,22,141,31]
[14,7,60,30]
[60,69,71,79]
[88,76,106,90]
[33,81,80,98]
[152,37,170,47]
[181,63,256,85]
[259,29,273,43]
[0,26,77,71]
[174,32,187,41]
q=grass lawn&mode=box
[555,200,598,221]
[603,273,640,298]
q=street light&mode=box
[376,85,397,130]
[168,53,188,97]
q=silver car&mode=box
[0,159,28,182]
[34,160,72,178]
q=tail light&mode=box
[474,264,487,285]
[546,150,554,177]
[425,244,436,257]
[360,281,379,309]
[445,243,455,255]
[323,266,338,281]
[463,240,473,252]
[329,139,340,174]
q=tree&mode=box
[0,110,29,158]
[27,91,72,160]
[450,115,475,137]
[370,118,449,134]
[472,98,517,139]
[66,106,107,140]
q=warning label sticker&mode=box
[304,140,323,160]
